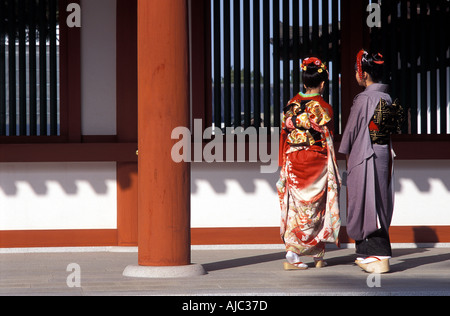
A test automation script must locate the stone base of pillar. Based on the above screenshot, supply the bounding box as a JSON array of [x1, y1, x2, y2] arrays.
[[123, 263, 206, 279]]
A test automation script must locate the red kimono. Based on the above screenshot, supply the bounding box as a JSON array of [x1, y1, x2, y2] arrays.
[[277, 92, 341, 258]]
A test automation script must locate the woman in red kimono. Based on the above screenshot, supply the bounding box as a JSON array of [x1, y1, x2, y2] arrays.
[[277, 57, 341, 270]]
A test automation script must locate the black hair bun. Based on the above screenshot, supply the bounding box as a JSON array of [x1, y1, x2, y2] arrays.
[[362, 51, 384, 82]]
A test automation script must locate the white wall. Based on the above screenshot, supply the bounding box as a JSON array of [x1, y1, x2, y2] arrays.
[[81, 0, 117, 135], [0, 159, 448, 233], [191, 161, 347, 228], [191, 162, 281, 228], [191, 160, 450, 228], [0, 162, 117, 230], [392, 160, 450, 226]]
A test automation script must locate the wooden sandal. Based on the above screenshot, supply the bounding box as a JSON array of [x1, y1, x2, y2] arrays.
[[283, 261, 308, 270], [314, 259, 327, 268], [356, 256, 390, 274]]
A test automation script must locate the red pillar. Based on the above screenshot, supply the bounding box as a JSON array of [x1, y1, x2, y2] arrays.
[[137, 0, 191, 267]]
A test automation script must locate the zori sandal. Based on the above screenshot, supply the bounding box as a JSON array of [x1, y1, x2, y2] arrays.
[[356, 256, 390, 274], [314, 258, 327, 268], [284, 251, 308, 270], [283, 261, 308, 270]]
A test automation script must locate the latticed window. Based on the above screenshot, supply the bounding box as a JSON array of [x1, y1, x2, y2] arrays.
[[369, 0, 450, 135], [211, 0, 342, 132], [0, 0, 59, 137], [211, 0, 450, 136]]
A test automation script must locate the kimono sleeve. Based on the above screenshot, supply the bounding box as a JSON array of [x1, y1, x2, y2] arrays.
[[338, 94, 367, 155]]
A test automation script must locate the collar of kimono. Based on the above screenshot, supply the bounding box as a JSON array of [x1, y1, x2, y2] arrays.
[[299, 91, 321, 98], [356, 49, 367, 79], [365, 83, 390, 94]]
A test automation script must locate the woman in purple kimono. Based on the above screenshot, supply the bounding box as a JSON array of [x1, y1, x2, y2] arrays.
[[339, 50, 401, 274]]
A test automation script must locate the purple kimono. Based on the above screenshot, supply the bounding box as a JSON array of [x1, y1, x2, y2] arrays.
[[339, 83, 395, 246]]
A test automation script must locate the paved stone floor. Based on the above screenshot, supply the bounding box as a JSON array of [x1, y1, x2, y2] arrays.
[[0, 247, 449, 296]]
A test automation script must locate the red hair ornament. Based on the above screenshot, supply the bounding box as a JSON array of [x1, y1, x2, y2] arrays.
[[356, 50, 385, 78], [301, 57, 328, 76], [356, 49, 367, 79], [373, 53, 385, 65]]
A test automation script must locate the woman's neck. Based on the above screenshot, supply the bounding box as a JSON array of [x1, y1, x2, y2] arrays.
[[364, 80, 374, 88], [304, 88, 321, 95]]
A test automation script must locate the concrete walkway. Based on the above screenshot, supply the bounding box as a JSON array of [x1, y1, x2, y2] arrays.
[[0, 246, 449, 296]]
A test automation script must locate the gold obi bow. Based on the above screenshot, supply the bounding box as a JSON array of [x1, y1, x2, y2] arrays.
[[282, 100, 332, 146]]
